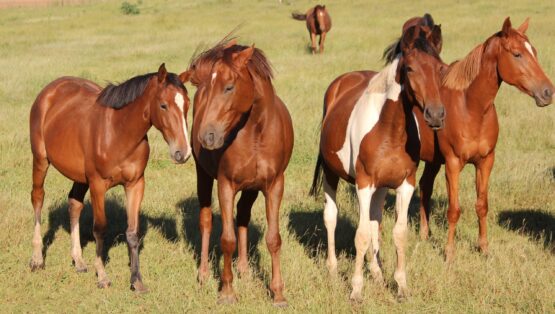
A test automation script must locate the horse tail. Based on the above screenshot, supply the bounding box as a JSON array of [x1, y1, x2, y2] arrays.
[[309, 96, 328, 197], [291, 12, 307, 21], [309, 151, 324, 197]]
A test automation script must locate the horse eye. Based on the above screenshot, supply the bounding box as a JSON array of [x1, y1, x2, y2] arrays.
[[224, 84, 235, 93], [160, 103, 168, 110], [406, 66, 414, 73], [513, 52, 522, 58]]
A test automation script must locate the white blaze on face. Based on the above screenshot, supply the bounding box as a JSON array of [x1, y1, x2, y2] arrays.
[[174, 92, 190, 154], [211, 72, 217, 85], [524, 41, 535, 58], [412, 112, 420, 140], [336, 57, 402, 177]]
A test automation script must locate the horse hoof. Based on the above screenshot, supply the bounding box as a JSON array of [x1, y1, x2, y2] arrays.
[[97, 279, 112, 289], [74, 262, 88, 273], [445, 246, 456, 264], [272, 299, 288, 308], [237, 265, 251, 279], [349, 291, 363, 302], [419, 229, 429, 241], [131, 281, 149, 294], [217, 293, 237, 305], [397, 288, 410, 302], [29, 260, 45, 271]]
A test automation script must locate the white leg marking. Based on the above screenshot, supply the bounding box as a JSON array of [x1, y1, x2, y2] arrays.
[[368, 188, 386, 284], [31, 221, 43, 265], [174, 93, 191, 159], [393, 179, 415, 298], [323, 178, 338, 275], [336, 57, 402, 177], [350, 184, 375, 300], [524, 42, 535, 58]]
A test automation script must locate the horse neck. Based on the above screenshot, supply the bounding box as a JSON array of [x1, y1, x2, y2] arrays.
[[249, 78, 276, 124], [99, 90, 152, 152], [464, 38, 501, 114], [378, 93, 411, 141]]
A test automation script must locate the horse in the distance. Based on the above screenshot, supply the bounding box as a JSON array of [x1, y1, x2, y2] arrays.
[[29, 64, 192, 292], [416, 17, 554, 261], [188, 39, 293, 306], [292, 4, 332, 54], [310, 22, 445, 301]]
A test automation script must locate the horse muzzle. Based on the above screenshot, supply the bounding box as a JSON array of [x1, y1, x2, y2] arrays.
[[423, 105, 445, 130], [199, 124, 225, 150], [533, 86, 553, 107]]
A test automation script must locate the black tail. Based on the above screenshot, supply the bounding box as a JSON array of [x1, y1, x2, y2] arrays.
[[309, 151, 324, 197], [291, 12, 307, 21]]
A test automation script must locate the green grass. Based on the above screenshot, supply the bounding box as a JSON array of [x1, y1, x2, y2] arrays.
[[1, 0, 554, 312]]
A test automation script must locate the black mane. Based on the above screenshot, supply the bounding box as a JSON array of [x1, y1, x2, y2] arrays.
[[97, 72, 185, 109], [382, 13, 437, 64]]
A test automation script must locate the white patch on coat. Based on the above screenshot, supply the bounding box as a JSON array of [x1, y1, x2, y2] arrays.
[[175, 93, 191, 156], [412, 112, 420, 140], [211, 72, 217, 85], [524, 42, 535, 58], [336, 56, 402, 177]]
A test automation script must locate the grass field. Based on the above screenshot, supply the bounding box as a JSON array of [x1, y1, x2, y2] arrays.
[[1, 0, 554, 312]]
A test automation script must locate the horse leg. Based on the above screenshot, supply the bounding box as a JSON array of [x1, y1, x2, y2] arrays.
[[89, 181, 110, 288], [393, 179, 415, 301], [310, 31, 317, 54], [68, 182, 89, 273], [124, 177, 148, 293], [368, 188, 387, 286], [319, 32, 327, 53], [196, 163, 213, 284], [264, 174, 287, 307], [217, 179, 237, 304], [323, 169, 339, 276], [418, 161, 441, 240], [236, 190, 258, 277], [445, 159, 463, 263], [350, 183, 375, 301], [30, 156, 50, 271], [475, 153, 494, 255]]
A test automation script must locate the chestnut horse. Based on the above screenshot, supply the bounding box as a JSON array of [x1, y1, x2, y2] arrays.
[[29, 64, 192, 292], [310, 24, 445, 300], [292, 4, 332, 54], [188, 40, 293, 306], [416, 17, 554, 261]]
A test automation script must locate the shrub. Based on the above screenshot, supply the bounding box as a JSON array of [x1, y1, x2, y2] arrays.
[[120, 1, 140, 15]]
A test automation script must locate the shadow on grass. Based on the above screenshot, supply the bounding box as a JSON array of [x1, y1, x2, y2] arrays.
[[498, 209, 555, 254], [177, 195, 265, 285], [42, 197, 179, 265]]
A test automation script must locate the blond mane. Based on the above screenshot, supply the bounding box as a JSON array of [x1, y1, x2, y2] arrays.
[[442, 44, 484, 90]]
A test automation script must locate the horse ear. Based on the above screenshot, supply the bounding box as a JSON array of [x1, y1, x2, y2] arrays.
[[233, 45, 255, 68], [517, 17, 530, 34], [157, 63, 167, 83], [224, 39, 237, 49], [401, 25, 419, 51], [178, 70, 192, 83], [422, 13, 434, 27], [430, 24, 443, 53], [322, 5, 326, 9], [501, 17, 512, 37]]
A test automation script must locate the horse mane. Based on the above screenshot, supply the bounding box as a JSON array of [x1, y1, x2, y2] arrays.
[[189, 36, 273, 87], [442, 44, 484, 90], [97, 72, 185, 109], [383, 13, 436, 65]]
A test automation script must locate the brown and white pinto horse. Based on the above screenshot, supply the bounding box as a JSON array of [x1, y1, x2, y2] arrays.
[[188, 40, 293, 306], [29, 64, 192, 292], [416, 17, 554, 261], [292, 4, 332, 54], [310, 24, 445, 300]]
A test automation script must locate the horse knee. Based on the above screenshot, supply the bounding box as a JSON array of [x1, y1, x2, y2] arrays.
[[447, 206, 461, 223], [266, 232, 282, 254], [475, 199, 488, 218], [221, 231, 236, 253]]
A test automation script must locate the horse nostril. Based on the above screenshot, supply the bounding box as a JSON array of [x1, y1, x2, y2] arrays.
[[424, 108, 432, 120], [438, 107, 446, 119], [204, 132, 215, 146], [544, 88, 553, 99], [174, 151, 183, 162]]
